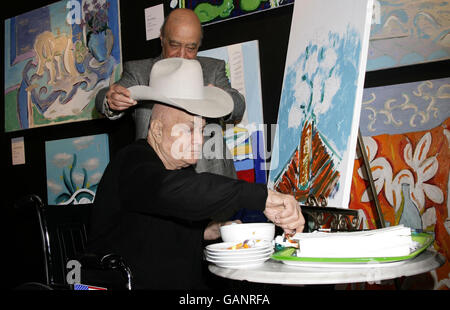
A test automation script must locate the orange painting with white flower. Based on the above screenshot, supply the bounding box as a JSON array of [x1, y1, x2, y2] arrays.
[[349, 78, 450, 289]]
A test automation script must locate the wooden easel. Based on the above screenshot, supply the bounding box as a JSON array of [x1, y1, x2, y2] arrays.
[[357, 129, 386, 228]]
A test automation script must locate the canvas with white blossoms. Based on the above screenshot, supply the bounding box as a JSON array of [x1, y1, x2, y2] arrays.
[[268, 0, 374, 209]]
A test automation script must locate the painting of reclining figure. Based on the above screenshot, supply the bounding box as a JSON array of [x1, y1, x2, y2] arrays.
[[4, 0, 122, 132], [268, 0, 373, 209]]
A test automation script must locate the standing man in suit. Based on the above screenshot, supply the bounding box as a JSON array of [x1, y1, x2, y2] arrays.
[[95, 8, 244, 179]]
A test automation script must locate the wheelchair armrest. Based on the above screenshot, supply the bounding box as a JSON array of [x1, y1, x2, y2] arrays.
[[100, 253, 128, 270], [77, 253, 133, 290], [77, 253, 103, 269], [77, 253, 128, 270]]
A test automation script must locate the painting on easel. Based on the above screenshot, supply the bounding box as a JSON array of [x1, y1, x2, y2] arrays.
[[4, 0, 122, 132], [268, 0, 373, 209]]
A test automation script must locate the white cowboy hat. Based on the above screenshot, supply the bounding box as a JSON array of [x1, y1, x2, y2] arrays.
[[128, 58, 233, 118]]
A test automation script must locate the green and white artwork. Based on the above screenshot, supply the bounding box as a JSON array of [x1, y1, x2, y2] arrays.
[[45, 133, 109, 205], [176, 0, 294, 25]]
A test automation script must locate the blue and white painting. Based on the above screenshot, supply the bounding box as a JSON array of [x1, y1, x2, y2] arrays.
[[367, 0, 450, 71], [45, 134, 110, 205], [269, 0, 373, 209], [360, 77, 450, 136]]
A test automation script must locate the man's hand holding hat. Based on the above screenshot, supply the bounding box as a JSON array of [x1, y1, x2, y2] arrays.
[[105, 83, 137, 111]]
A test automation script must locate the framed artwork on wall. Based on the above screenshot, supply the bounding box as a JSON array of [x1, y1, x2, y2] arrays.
[[367, 0, 450, 71], [4, 0, 122, 132], [353, 77, 450, 227], [350, 77, 450, 289], [173, 0, 294, 25], [45, 133, 110, 205], [198, 40, 266, 184]]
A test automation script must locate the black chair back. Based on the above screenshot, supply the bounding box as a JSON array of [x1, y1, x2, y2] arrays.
[[19, 195, 91, 288], [41, 202, 92, 287]]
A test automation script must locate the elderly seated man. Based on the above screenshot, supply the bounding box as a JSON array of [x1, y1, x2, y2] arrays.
[[88, 58, 304, 290]]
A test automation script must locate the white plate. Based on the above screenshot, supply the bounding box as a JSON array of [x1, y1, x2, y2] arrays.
[[207, 254, 272, 264], [206, 249, 274, 261], [208, 257, 271, 269], [206, 250, 273, 262], [206, 246, 272, 256], [205, 240, 272, 254], [206, 247, 273, 257]]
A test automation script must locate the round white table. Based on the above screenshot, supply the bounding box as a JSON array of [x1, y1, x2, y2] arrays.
[[208, 250, 445, 285]]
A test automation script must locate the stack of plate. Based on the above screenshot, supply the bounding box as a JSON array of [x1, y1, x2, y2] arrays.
[[205, 240, 273, 269]]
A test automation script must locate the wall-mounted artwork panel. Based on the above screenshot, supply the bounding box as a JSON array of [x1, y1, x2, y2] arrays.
[[4, 0, 122, 132], [350, 78, 450, 289], [176, 0, 294, 25], [198, 40, 266, 183], [45, 133, 110, 205], [367, 0, 450, 71]]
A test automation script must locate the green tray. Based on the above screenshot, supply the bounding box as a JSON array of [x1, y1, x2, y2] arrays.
[[271, 232, 434, 264]]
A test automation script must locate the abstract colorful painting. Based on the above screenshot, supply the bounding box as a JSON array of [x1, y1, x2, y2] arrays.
[[198, 40, 266, 184], [45, 134, 110, 205], [367, 0, 450, 71], [268, 0, 373, 209], [176, 0, 294, 25], [349, 78, 450, 289], [4, 0, 122, 132]]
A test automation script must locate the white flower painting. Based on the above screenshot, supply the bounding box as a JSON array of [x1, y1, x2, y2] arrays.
[[358, 133, 444, 212]]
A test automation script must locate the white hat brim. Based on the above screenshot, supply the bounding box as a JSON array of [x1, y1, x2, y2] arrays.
[[128, 85, 234, 118]]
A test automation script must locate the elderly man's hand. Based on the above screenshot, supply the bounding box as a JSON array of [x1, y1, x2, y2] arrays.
[[203, 220, 242, 240], [106, 83, 137, 111], [264, 190, 305, 235]]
